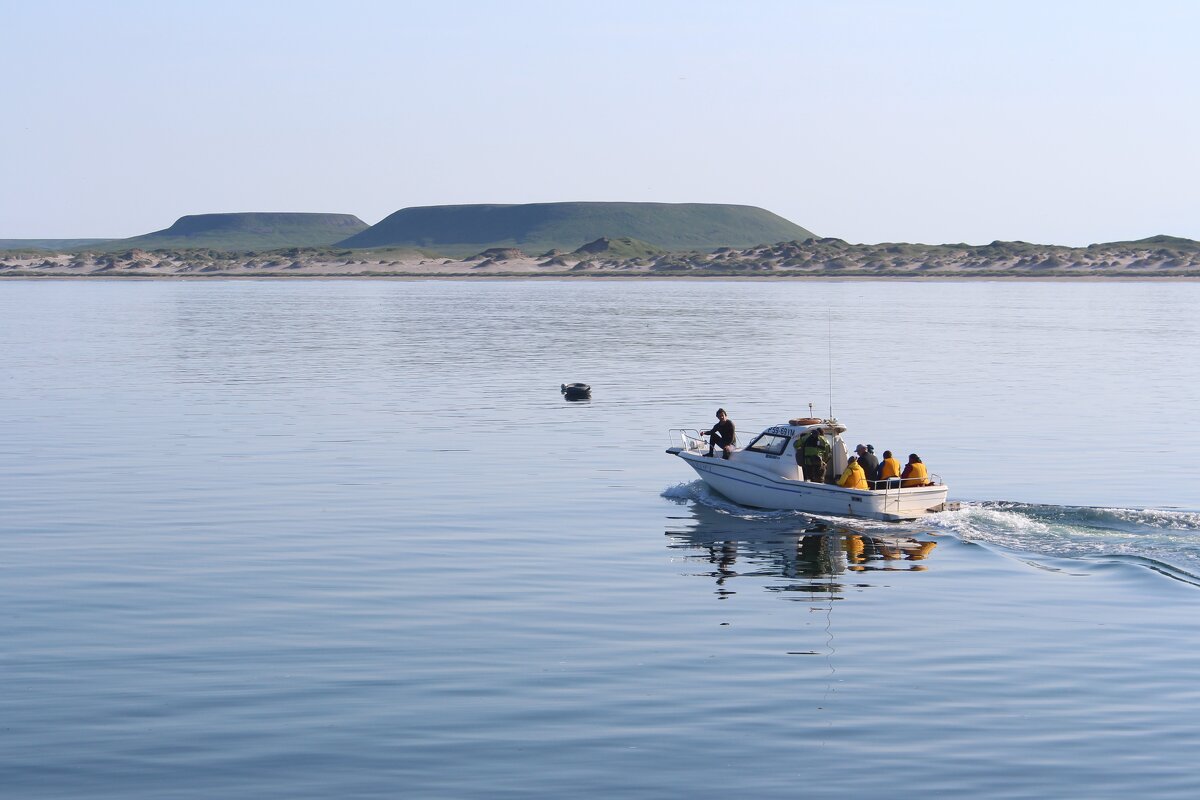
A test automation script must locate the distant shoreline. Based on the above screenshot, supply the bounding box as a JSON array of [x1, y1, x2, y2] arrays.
[[3, 272, 1196, 282], [4, 235, 1198, 280]]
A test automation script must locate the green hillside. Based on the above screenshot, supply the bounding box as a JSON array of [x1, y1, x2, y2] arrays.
[[0, 238, 115, 252], [1089, 234, 1200, 251], [337, 202, 816, 256], [94, 213, 369, 252]]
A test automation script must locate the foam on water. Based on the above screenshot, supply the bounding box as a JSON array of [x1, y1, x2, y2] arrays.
[[929, 501, 1200, 576]]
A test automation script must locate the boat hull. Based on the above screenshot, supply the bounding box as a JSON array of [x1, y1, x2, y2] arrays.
[[670, 450, 950, 522]]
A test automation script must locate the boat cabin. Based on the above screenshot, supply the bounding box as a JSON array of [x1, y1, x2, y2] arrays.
[[737, 418, 849, 483]]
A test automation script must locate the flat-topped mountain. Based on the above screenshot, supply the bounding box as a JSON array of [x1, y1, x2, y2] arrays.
[[336, 202, 816, 256], [98, 212, 369, 251]]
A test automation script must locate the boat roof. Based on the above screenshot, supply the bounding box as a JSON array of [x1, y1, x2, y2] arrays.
[[761, 418, 848, 437]]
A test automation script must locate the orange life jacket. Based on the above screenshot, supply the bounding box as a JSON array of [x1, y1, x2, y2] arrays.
[[902, 462, 929, 487]]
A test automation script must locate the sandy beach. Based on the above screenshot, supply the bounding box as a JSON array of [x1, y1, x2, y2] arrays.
[[3, 236, 1199, 279]]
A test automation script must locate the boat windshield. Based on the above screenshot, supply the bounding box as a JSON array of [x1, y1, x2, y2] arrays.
[[744, 432, 791, 456]]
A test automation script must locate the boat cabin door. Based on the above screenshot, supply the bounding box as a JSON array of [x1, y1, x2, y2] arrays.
[[830, 436, 848, 478]]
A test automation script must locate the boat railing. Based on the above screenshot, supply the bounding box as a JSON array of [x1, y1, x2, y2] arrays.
[[668, 428, 707, 453], [873, 472, 943, 496]]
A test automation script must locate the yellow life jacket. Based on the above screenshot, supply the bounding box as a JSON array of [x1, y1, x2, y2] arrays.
[[879, 457, 901, 480], [839, 462, 868, 490]]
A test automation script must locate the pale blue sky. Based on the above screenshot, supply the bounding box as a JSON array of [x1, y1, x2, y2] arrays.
[[4, 0, 1197, 244]]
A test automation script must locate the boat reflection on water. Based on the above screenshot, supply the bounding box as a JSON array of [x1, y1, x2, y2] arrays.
[[665, 502, 937, 600]]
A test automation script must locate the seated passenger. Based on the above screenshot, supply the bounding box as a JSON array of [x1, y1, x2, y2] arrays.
[[878, 450, 902, 488], [838, 456, 869, 490], [854, 444, 879, 486], [701, 408, 736, 459], [901, 453, 930, 487]]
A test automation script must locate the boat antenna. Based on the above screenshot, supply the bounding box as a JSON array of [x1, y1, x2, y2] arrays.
[[827, 314, 833, 419]]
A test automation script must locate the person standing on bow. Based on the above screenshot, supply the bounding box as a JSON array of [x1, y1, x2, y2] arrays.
[[702, 408, 736, 459]]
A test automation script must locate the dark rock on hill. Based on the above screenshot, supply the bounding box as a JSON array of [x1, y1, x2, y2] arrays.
[[468, 247, 526, 261], [572, 237, 664, 259]]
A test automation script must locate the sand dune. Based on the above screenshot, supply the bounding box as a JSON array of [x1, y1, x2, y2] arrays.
[[3, 238, 1198, 279]]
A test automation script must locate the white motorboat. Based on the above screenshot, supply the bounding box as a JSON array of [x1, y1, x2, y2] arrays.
[[667, 418, 953, 522]]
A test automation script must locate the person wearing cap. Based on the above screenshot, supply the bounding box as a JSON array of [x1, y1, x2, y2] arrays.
[[838, 455, 869, 490], [901, 453, 930, 487], [701, 408, 736, 459], [878, 450, 902, 488], [854, 444, 879, 488]]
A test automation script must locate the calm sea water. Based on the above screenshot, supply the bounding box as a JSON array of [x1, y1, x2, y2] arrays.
[[2, 279, 1199, 799]]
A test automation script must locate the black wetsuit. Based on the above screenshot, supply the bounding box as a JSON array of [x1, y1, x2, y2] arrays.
[[707, 418, 735, 449]]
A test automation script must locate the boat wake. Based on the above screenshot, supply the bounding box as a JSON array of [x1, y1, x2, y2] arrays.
[[929, 501, 1200, 579], [664, 481, 1200, 581]]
